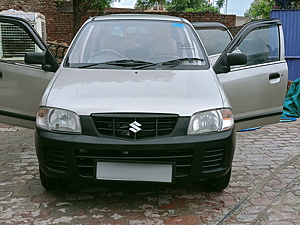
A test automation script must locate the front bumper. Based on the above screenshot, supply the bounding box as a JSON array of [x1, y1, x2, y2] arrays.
[[35, 124, 236, 183]]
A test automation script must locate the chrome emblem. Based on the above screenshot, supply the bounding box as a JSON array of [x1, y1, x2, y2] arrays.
[[129, 121, 142, 133]]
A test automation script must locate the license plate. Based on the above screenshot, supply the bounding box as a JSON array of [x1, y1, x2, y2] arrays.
[[95, 161, 174, 183]]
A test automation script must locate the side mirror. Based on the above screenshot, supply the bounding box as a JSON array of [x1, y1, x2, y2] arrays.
[[25, 52, 56, 72], [25, 52, 46, 64], [226, 53, 247, 67], [214, 52, 247, 74]]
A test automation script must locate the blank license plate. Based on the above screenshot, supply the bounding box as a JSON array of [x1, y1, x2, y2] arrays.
[[95, 161, 174, 183]]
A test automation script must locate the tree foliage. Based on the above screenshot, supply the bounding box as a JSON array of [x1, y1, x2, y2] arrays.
[[135, 0, 224, 12], [245, 0, 274, 19], [215, 0, 226, 10], [166, 0, 216, 12], [245, 0, 300, 19], [135, 0, 166, 10], [275, 0, 300, 8], [71, 0, 117, 37]]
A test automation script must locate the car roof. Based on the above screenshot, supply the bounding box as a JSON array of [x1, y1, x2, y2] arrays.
[[192, 22, 228, 29], [92, 14, 186, 23]]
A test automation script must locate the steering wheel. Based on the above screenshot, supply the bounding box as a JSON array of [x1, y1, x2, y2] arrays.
[[89, 49, 124, 62]]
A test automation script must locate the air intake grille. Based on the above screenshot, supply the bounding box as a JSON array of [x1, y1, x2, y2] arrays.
[[92, 114, 178, 140], [75, 148, 194, 178], [202, 148, 225, 172], [44, 148, 66, 173]]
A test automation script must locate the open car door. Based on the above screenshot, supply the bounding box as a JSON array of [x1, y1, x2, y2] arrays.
[[214, 19, 288, 130], [0, 16, 58, 128]]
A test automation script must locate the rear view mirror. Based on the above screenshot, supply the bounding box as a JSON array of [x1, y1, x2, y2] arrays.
[[127, 27, 149, 34]]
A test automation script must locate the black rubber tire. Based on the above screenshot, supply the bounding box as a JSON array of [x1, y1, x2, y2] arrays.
[[204, 168, 231, 192], [39, 167, 62, 190]]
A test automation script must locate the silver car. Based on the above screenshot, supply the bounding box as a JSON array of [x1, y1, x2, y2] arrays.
[[0, 14, 287, 191]]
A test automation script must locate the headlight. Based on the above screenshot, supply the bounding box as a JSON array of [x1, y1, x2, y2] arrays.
[[36, 107, 81, 133], [187, 109, 234, 135]]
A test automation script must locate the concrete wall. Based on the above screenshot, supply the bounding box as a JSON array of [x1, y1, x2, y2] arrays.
[[236, 16, 250, 26]]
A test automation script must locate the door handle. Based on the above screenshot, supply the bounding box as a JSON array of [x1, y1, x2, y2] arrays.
[[269, 72, 281, 80], [0, 71, 2, 79]]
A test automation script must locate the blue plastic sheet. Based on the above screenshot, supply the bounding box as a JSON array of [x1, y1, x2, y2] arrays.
[[282, 78, 300, 118]]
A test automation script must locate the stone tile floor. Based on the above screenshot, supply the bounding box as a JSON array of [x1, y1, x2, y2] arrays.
[[0, 120, 299, 224]]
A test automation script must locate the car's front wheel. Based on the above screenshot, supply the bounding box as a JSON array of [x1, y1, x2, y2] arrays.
[[204, 168, 231, 192]]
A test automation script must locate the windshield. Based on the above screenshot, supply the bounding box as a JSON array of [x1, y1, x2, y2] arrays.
[[195, 28, 232, 56], [66, 19, 208, 70]]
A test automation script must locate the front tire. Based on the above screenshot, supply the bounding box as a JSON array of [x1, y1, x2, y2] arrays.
[[204, 168, 231, 192]]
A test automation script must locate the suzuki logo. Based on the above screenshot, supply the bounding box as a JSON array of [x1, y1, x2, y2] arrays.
[[129, 121, 142, 133]]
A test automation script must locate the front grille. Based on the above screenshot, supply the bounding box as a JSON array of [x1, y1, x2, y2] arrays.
[[202, 148, 225, 172], [44, 148, 67, 173], [92, 114, 178, 140], [75, 148, 194, 178]]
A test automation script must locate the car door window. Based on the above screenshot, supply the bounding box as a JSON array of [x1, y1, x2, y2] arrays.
[[0, 21, 43, 67], [232, 25, 280, 68], [216, 20, 288, 131]]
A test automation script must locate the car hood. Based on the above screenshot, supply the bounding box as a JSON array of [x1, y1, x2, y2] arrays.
[[45, 68, 225, 116]]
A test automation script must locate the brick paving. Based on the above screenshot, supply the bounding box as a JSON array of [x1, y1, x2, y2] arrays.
[[0, 120, 299, 225]]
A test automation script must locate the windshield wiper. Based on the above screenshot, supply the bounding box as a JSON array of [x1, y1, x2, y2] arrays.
[[134, 58, 205, 70], [77, 60, 154, 68]]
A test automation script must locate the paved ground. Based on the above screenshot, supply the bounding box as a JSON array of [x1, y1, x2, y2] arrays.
[[0, 120, 299, 225]]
